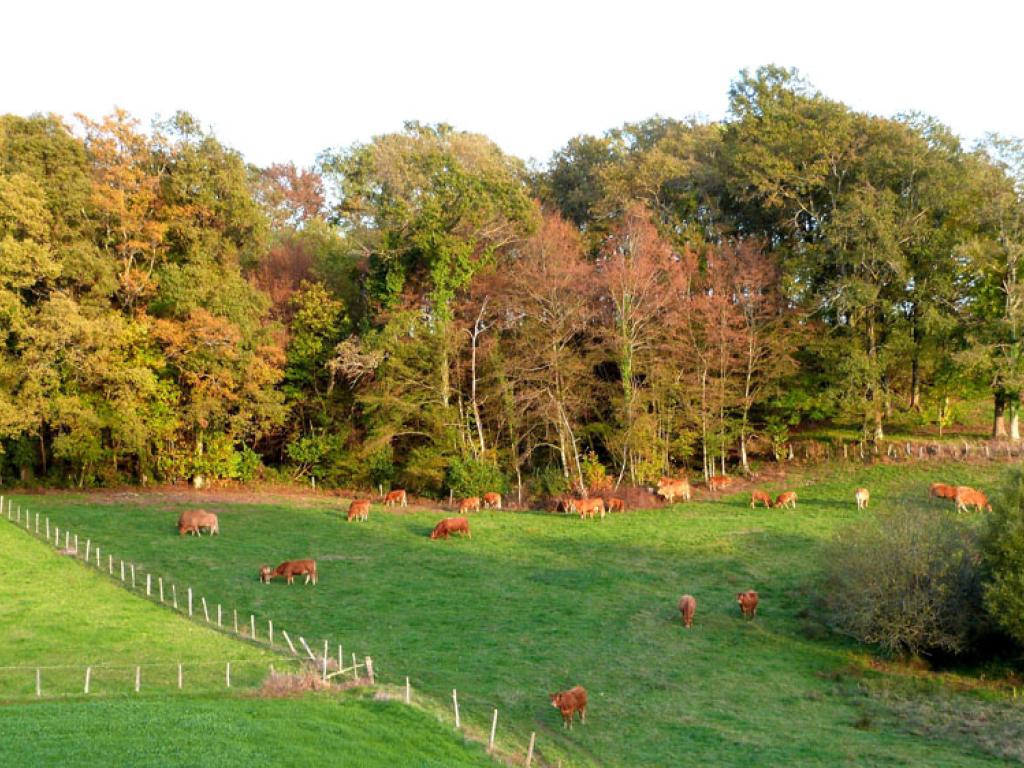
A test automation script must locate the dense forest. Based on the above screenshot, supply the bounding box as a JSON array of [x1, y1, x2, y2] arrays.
[[1, 66, 1022, 496]]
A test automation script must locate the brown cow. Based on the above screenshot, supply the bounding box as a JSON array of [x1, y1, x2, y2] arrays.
[[606, 497, 625, 513], [774, 491, 797, 509], [459, 497, 481, 513], [708, 475, 733, 492], [930, 482, 957, 501], [955, 486, 991, 513], [656, 477, 691, 503], [347, 499, 370, 522], [737, 590, 759, 618], [549, 685, 588, 729], [177, 509, 219, 536], [260, 559, 318, 585], [383, 489, 407, 507], [575, 497, 606, 520], [678, 594, 697, 628], [482, 492, 502, 509], [750, 490, 773, 508], [430, 517, 471, 540]]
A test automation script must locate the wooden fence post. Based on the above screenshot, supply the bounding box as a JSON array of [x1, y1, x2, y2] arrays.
[[489, 709, 498, 752], [187, 588, 193, 617], [178, 663, 183, 689], [146, 574, 151, 597], [218, 604, 223, 627], [45, 518, 50, 540], [299, 636, 315, 660], [120, 560, 125, 581], [130, 563, 136, 589], [322, 640, 328, 683], [108, 555, 113, 574], [172, 584, 178, 609], [338, 644, 343, 671], [282, 631, 297, 655], [85, 540, 91, 562], [84, 666, 92, 694], [268, 619, 273, 645], [135, 666, 141, 693], [366, 656, 374, 685], [159, 577, 164, 603], [526, 732, 536, 766], [233, 609, 238, 634], [250, 614, 256, 640], [95, 547, 100, 568], [36, 668, 41, 698], [53, 525, 58, 544], [202, 597, 209, 622], [452, 689, 460, 728], [352, 653, 358, 680], [226, 662, 231, 688], [35, 513, 39, 533], [405, 676, 411, 704]]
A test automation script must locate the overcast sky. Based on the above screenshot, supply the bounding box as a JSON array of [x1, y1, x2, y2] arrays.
[[3, 1, 1021, 167]]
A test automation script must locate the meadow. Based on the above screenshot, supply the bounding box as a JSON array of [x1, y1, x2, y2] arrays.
[[0, 514, 495, 767], [7, 460, 1021, 766]]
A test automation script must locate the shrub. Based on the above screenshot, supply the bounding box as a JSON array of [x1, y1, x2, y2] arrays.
[[445, 456, 507, 499], [982, 469, 1024, 647], [580, 451, 611, 494], [529, 465, 570, 499], [824, 506, 984, 658]]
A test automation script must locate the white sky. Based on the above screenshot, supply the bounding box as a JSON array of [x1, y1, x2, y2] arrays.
[[3, 1, 1021, 168]]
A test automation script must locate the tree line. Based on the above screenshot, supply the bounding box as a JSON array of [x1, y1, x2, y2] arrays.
[[1, 66, 1022, 496]]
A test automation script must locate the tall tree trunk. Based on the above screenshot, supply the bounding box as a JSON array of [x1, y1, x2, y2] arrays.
[[993, 390, 1008, 438], [1010, 394, 1021, 441]]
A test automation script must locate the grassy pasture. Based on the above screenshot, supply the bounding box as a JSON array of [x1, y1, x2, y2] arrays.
[[0, 509, 497, 766], [6, 461, 1018, 767]]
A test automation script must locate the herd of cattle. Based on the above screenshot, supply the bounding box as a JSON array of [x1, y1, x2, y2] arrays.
[[171, 472, 992, 729]]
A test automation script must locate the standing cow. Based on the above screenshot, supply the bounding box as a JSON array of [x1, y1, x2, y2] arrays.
[[656, 477, 691, 503], [737, 590, 759, 618], [678, 594, 697, 628], [549, 686, 588, 729], [459, 497, 481, 513], [383, 489, 407, 507], [855, 487, 870, 509], [482, 492, 502, 509]]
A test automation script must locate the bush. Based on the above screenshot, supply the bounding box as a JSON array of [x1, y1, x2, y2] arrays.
[[982, 469, 1024, 647], [528, 465, 570, 499], [824, 506, 984, 658], [445, 456, 507, 499]]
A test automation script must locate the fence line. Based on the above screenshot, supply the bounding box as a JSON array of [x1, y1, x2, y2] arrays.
[[1, 496, 546, 767]]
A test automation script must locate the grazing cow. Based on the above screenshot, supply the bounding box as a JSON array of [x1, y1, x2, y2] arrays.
[[177, 509, 219, 536], [347, 499, 370, 522], [678, 594, 697, 628], [430, 517, 471, 540], [575, 497, 606, 520], [482, 492, 502, 509], [656, 477, 691, 503], [855, 487, 870, 510], [774, 491, 797, 509], [549, 685, 588, 729], [750, 490, 773, 509], [930, 482, 957, 501], [955, 486, 992, 513], [459, 497, 481, 513], [260, 559, 318, 585], [737, 590, 759, 618], [383, 489, 407, 507], [606, 497, 625, 513]]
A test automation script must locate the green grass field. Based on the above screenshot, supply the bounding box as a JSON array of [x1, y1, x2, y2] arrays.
[[5, 460, 1021, 766], [0, 509, 497, 766]]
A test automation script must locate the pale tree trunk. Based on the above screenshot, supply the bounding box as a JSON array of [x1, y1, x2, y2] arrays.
[[993, 391, 1008, 438], [468, 298, 489, 456]]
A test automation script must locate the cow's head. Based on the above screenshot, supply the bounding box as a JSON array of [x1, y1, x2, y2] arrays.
[[259, 565, 272, 583], [549, 693, 562, 707]]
